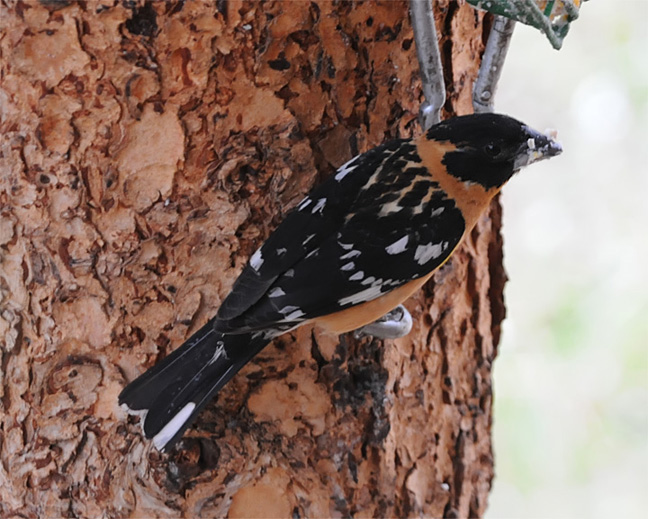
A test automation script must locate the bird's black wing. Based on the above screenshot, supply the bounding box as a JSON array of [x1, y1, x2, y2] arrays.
[[217, 146, 466, 333], [216, 140, 408, 326]]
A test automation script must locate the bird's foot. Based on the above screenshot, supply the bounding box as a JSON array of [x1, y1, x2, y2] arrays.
[[354, 305, 413, 339]]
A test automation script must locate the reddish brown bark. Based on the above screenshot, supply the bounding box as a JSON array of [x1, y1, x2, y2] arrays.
[[0, 1, 503, 517]]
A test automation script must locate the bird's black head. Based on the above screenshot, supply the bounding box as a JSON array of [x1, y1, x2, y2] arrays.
[[427, 113, 563, 190]]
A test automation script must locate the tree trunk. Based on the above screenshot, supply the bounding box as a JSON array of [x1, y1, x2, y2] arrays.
[[0, 1, 504, 517]]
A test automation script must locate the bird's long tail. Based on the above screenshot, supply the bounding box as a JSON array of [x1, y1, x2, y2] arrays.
[[118, 320, 271, 451]]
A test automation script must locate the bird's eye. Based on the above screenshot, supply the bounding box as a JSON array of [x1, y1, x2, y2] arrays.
[[484, 143, 501, 157]]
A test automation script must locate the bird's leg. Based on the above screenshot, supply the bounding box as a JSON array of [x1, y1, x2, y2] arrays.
[[354, 305, 414, 339], [410, 0, 446, 130], [472, 15, 516, 113]]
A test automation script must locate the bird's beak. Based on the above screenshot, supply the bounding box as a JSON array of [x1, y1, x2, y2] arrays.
[[514, 126, 563, 170]]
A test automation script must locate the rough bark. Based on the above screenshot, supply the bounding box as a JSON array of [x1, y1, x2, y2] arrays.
[[0, 1, 504, 517]]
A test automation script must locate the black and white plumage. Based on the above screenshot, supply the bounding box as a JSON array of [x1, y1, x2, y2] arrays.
[[119, 113, 562, 451], [215, 138, 465, 334]]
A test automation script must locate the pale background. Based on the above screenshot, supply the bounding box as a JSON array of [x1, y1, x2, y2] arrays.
[[486, 1, 648, 518]]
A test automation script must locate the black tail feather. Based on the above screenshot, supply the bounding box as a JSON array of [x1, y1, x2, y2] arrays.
[[118, 320, 270, 451]]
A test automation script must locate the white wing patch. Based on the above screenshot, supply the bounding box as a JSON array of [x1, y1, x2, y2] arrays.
[[250, 249, 264, 270], [280, 305, 300, 315], [340, 249, 361, 260], [341, 262, 355, 271], [311, 198, 326, 214], [298, 197, 312, 211], [268, 287, 286, 298], [414, 242, 446, 265], [334, 156, 359, 181], [349, 271, 364, 281], [338, 285, 383, 306], [385, 236, 409, 255], [284, 309, 305, 320]]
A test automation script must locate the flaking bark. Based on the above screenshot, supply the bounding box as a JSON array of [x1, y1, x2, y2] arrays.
[[0, 1, 503, 517]]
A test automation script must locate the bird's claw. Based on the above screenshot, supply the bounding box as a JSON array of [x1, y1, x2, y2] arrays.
[[354, 305, 413, 339]]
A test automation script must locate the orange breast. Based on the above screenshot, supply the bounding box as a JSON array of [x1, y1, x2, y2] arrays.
[[414, 136, 500, 231]]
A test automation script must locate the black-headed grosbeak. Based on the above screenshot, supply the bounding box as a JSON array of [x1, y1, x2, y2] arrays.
[[119, 113, 562, 451]]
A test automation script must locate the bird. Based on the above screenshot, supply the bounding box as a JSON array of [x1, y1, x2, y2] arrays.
[[118, 113, 562, 451]]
